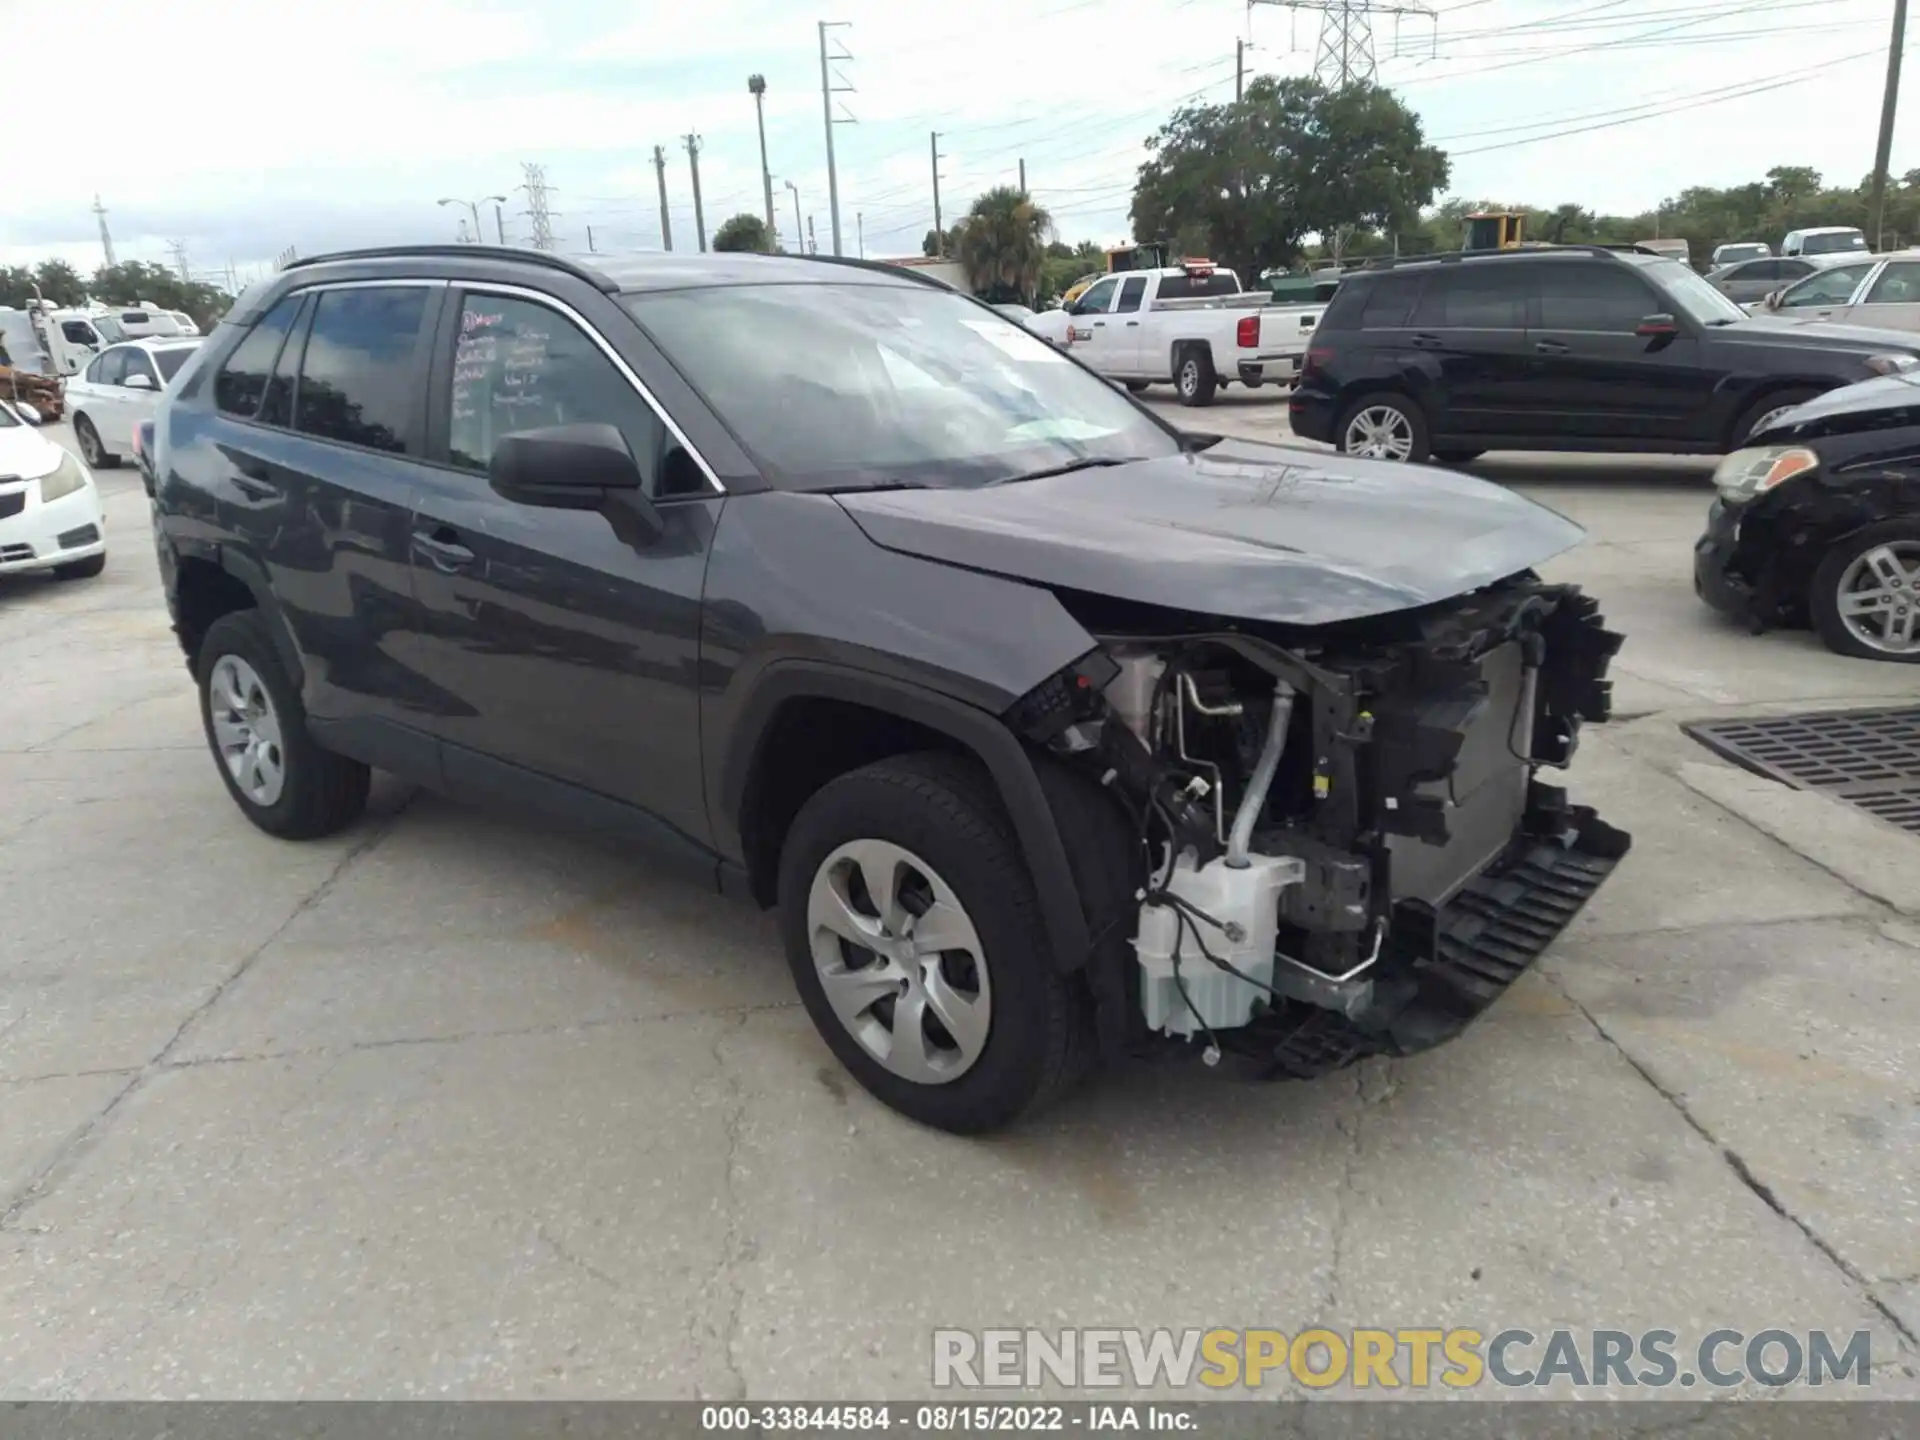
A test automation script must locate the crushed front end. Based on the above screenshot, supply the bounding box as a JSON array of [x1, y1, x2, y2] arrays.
[[1009, 576, 1629, 1078]]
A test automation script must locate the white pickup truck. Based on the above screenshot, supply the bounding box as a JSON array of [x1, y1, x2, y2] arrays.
[[1024, 262, 1323, 406]]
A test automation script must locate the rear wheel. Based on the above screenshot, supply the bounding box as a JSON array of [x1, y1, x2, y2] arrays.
[[1734, 387, 1820, 447], [1809, 521, 1920, 662], [778, 753, 1091, 1133], [1174, 348, 1218, 407], [1125, 380, 1151, 394], [1336, 392, 1431, 464], [73, 414, 118, 469]]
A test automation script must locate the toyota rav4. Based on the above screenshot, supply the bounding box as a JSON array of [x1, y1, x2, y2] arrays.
[[148, 246, 1629, 1133]]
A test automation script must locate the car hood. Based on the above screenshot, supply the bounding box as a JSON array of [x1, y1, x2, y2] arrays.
[[1716, 317, 1920, 351], [832, 439, 1586, 626], [1756, 370, 1920, 434], [0, 425, 61, 481]]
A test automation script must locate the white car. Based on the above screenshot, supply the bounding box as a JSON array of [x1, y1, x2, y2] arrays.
[[65, 337, 201, 469], [0, 399, 107, 581]]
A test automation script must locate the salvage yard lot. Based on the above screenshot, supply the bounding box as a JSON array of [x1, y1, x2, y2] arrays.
[[4, 402, 1920, 1400]]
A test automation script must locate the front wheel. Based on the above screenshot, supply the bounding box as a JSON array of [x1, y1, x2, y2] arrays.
[[1809, 520, 1920, 662], [778, 753, 1091, 1133], [1734, 388, 1820, 447], [1337, 393, 1431, 464]]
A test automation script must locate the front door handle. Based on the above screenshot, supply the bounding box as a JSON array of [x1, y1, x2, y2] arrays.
[[412, 527, 476, 571], [1534, 339, 1571, 355], [1125, 320, 1140, 327], [1409, 332, 1443, 350]]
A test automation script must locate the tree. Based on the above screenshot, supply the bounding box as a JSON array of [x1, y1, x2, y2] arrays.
[[713, 213, 775, 253], [32, 260, 85, 306], [922, 223, 964, 258], [1130, 76, 1447, 284], [954, 187, 1053, 305]]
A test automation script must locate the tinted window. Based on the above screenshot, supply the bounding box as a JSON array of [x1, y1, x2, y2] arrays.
[[1537, 263, 1655, 332], [1732, 260, 1780, 281], [215, 296, 301, 417], [1410, 265, 1526, 329], [1114, 277, 1147, 314], [446, 294, 672, 488], [1154, 272, 1240, 301], [1804, 230, 1867, 255], [121, 312, 147, 325], [61, 321, 97, 345], [153, 346, 198, 382], [1778, 260, 1814, 279], [259, 301, 307, 428], [1358, 273, 1422, 329], [1077, 278, 1118, 311], [293, 287, 427, 454], [1865, 261, 1920, 304]]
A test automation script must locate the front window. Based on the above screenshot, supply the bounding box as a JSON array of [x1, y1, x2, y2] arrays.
[[1642, 260, 1746, 324], [625, 282, 1180, 492], [1779, 263, 1874, 308]]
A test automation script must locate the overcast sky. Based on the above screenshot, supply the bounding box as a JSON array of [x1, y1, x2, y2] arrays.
[[3, 0, 1912, 286]]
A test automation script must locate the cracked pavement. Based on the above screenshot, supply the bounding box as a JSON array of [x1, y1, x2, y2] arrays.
[[3, 411, 1920, 1401]]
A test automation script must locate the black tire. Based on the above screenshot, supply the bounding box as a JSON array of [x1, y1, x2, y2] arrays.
[[1808, 519, 1920, 663], [778, 752, 1093, 1134], [1432, 448, 1484, 465], [196, 610, 371, 838], [72, 414, 120, 469], [1335, 391, 1431, 464], [1174, 347, 1217, 407], [52, 553, 106, 580], [1732, 387, 1821, 448], [1125, 380, 1151, 394]]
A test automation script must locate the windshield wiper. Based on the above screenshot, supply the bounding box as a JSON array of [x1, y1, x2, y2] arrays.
[[987, 456, 1136, 487]]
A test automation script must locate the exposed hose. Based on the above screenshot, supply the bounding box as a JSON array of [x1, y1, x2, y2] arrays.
[[1226, 679, 1294, 868]]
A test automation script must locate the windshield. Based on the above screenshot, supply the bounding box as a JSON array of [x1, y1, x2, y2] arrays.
[[93, 316, 128, 342], [0, 402, 19, 429], [154, 345, 198, 381], [1804, 231, 1867, 255], [1645, 259, 1747, 324], [625, 283, 1179, 491], [1717, 245, 1768, 265]]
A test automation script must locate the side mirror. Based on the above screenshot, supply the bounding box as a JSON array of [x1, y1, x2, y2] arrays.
[[15, 402, 42, 425], [123, 372, 155, 390], [1763, 289, 1783, 310], [489, 422, 661, 535], [1635, 314, 1679, 338]]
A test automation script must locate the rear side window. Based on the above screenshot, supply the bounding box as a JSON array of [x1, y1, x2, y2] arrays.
[[215, 296, 301, 417], [1865, 260, 1920, 304], [94, 348, 129, 386], [259, 299, 309, 427], [1778, 260, 1814, 279], [294, 287, 428, 454], [1411, 266, 1527, 329], [154, 346, 198, 382], [1357, 273, 1423, 329], [1537, 264, 1656, 332], [1155, 273, 1240, 301]]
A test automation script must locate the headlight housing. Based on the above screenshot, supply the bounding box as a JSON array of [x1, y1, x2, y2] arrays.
[[1865, 352, 1919, 376], [39, 450, 91, 503], [1713, 445, 1819, 502]]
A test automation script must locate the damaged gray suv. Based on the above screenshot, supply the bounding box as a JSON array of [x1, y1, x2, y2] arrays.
[[149, 246, 1629, 1133]]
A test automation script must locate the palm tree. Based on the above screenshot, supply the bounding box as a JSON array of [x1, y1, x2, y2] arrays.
[[955, 187, 1053, 306]]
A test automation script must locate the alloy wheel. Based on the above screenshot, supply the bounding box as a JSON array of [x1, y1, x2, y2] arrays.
[[207, 655, 287, 806], [806, 838, 992, 1085], [1179, 361, 1199, 398], [1344, 405, 1415, 461], [77, 419, 104, 467], [1834, 541, 1920, 656]]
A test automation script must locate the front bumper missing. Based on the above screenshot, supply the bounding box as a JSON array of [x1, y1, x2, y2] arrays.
[[1231, 783, 1629, 1081]]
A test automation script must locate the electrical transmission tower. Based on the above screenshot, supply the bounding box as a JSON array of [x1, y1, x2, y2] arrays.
[[1250, 0, 1435, 88], [93, 195, 117, 268], [167, 240, 191, 283], [520, 163, 558, 251]]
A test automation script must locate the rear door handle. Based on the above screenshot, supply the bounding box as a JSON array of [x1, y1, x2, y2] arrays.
[[1409, 332, 1443, 350], [1534, 339, 1571, 355], [412, 526, 476, 571], [230, 460, 280, 500]]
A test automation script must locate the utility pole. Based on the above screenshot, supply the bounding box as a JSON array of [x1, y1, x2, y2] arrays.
[[785, 180, 803, 254], [654, 145, 674, 251], [494, 201, 507, 245], [807, 216, 818, 255], [1870, 0, 1910, 251], [857, 211, 864, 258], [1236, 37, 1245, 101], [685, 133, 708, 252], [1251, 0, 1435, 87], [587, 226, 597, 253], [931, 131, 946, 256], [1018, 158, 1026, 193], [748, 74, 777, 234], [520, 163, 557, 250], [818, 20, 856, 255], [92, 195, 116, 268]]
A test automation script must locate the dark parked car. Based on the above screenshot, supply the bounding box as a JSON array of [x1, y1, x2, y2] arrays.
[[133, 418, 156, 495], [148, 245, 1628, 1132], [1696, 374, 1920, 662], [1290, 245, 1920, 465]]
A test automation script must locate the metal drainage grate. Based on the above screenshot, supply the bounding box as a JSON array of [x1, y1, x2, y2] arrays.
[[1682, 706, 1920, 837]]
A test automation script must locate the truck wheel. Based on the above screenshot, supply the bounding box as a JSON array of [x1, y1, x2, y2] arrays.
[[197, 611, 372, 838], [1809, 520, 1920, 663], [778, 752, 1092, 1134], [1337, 393, 1430, 464], [1174, 348, 1217, 407], [1125, 380, 1151, 394]]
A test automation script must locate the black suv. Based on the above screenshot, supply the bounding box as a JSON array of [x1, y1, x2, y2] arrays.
[[1291, 245, 1920, 464], [149, 245, 1628, 1132]]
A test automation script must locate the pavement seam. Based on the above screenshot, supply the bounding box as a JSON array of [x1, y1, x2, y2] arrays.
[[1549, 974, 1919, 1353], [0, 800, 409, 1232], [701, 1011, 752, 1401], [20, 686, 189, 754]]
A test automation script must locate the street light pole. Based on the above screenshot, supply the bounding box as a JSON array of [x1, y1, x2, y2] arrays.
[[748, 74, 776, 235], [785, 179, 803, 255], [439, 195, 508, 244]]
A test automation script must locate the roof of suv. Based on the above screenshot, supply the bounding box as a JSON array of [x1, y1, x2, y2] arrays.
[[1346, 245, 1665, 280], [280, 244, 932, 296]]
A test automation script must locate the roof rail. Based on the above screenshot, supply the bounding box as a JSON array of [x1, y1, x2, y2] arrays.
[[281, 245, 620, 293], [783, 252, 960, 289], [1340, 242, 1661, 274]]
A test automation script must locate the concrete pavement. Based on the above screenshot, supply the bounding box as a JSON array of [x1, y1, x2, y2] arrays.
[[3, 409, 1920, 1400]]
